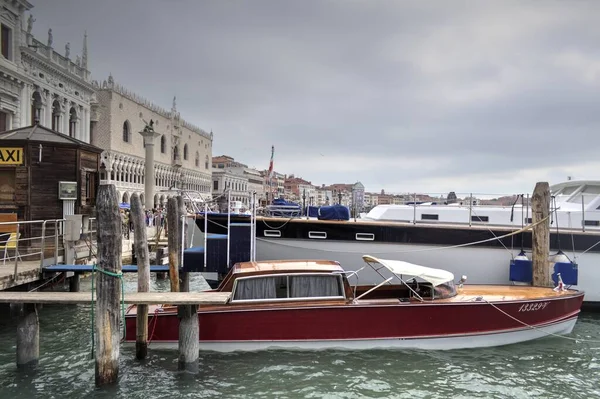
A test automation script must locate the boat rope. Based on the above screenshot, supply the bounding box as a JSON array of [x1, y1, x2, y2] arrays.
[[28, 272, 66, 292], [470, 207, 513, 257], [89, 264, 126, 359], [484, 298, 600, 344], [256, 215, 551, 255], [147, 307, 161, 345], [578, 239, 600, 257]]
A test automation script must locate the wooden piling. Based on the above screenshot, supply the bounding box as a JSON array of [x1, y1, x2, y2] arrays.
[[532, 182, 551, 287], [130, 193, 150, 360], [95, 184, 123, 386], [167, 197, 180, 292], [178, 303, 199, 372], [156, 246, 167, 280], [16, 303, 39, 368], [69, 274, 80, 292], [176, 196, 198, 371], [178, 196, 188, 292]]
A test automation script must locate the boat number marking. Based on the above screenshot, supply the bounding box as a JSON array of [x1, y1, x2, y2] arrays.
[[518, 302, 549, 312]]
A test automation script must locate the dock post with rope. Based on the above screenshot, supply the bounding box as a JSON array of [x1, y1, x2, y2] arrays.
[[532, 182, 551, 287], [131, 193, 150, 361], [94, 183, 123, 386]]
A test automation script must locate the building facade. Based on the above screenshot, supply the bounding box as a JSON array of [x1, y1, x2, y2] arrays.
[[0, 0, 95, 141], [211, 168, 249, 206], [93, 76, 213, 208]]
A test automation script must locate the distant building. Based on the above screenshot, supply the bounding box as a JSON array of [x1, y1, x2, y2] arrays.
[[211, 168, 248, 207], [93, 77, 213, 207]]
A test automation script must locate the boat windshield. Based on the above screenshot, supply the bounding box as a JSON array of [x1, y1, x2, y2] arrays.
[[433, 281, 457, 299], [231, 273, 346, 302]]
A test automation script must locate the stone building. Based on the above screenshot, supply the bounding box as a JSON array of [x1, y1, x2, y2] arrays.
[[0, 0, 96, 141], [212, 168, 248, 206], [92, 76, 213, 208]]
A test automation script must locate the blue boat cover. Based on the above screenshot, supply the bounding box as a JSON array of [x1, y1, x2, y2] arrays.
[[272, 198, 300, 207], [306, 206, 320, 217], [318, 205, 350, 221]]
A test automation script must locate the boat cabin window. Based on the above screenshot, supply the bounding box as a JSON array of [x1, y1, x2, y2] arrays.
[[433, 281, 457, 299], [232, 273, 345, 302], [568, 185, 600, 205]]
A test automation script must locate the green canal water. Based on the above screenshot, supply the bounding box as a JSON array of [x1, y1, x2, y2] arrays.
[[0, 274, 599, 399]]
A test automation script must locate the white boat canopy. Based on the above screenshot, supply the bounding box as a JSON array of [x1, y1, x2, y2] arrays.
[[362, 255, 455, 287]]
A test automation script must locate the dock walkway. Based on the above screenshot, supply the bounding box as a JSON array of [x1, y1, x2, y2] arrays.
[[0, 291, 231, 305]]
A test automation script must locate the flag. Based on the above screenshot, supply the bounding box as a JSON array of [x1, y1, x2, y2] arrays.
[[268, 145, 274, 178]]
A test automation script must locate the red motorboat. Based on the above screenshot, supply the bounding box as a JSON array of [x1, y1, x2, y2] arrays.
[[124, 255, 584, 351]]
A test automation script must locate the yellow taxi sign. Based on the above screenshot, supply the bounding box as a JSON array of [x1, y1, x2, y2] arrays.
[[0, 148, 24, 165]]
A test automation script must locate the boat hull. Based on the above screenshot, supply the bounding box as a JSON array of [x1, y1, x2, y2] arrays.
[[125, 291, 583, 351]]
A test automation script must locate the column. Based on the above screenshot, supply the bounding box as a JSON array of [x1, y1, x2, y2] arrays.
[[20, 84, 30, 126], [140, 129, 161, 211], [44, 98, 52, 128], [85, 108, 90, 143], [63, 104, 69, 135]]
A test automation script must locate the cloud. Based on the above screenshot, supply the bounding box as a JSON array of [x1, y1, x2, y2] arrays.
[[29, 0, 600, 195]]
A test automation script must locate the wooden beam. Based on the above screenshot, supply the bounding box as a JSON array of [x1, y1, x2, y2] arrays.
[[0, 291, 232, 305], [130, 193, 150, 360], [95, 184, 122, 386], [532, 182, 551, 287]]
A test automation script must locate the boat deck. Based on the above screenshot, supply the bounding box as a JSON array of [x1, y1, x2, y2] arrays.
[[444, 285, 581, 302]]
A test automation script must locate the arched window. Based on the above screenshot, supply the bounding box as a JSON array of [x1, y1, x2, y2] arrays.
[[205, 155, 209, 169], [195, 151, 199, 167], [68, 107, 77, 138], [173, 146, 179, 162], [160, 135, 166, 153], [52, 100, 61, 132], [122, 120, 130, 142], [31, 91, 42, 125], [183, 144, 188, 160]]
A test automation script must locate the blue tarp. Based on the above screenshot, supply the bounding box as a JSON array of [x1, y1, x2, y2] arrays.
[[306, 206, 320, 218], [272, 198, 300, 207], [318, 204, 350, 221]]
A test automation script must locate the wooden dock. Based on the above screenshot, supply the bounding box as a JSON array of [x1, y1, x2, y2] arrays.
[[0, 291, 230, 305]]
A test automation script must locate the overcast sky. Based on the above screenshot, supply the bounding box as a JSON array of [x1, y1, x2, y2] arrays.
[[30, 0, 600, 196]]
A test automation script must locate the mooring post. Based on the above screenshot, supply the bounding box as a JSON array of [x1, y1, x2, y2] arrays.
[[177, 196, 188, 291], [131, 193, 150, 360], [167, 197, 180, 292], [156, 246, 167, 280], [16, 303, 39, 368], [532, 182, 551, 287], [95, 184, 123, 386], [69, 274, 81, 292], [176, 196, 198, 371]]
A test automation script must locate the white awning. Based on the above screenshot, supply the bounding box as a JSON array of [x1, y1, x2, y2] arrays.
[[362, 255, 454, 287]]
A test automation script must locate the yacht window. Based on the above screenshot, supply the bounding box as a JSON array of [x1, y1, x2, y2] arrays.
[[557, 186, 578, 196], [568, 185, 600, 205], [584, 220, 600, 227], [471, 215, 489, 222], [421, 214, 439, 220], [233, 276, 287, 300], [289, 275, 343, 298], [232, 274, 344, 301]]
